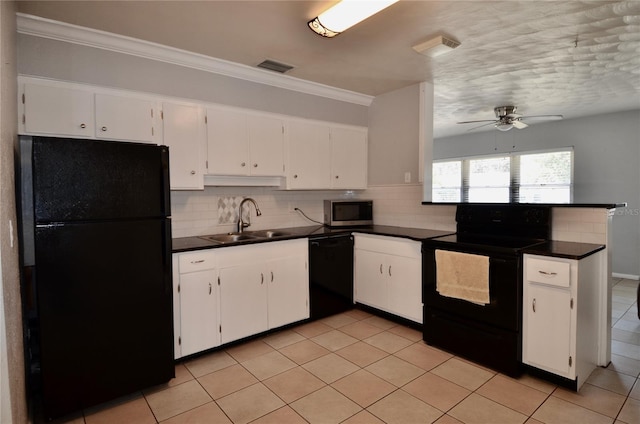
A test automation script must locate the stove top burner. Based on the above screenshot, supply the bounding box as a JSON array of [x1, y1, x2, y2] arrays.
[[429, 234, 546, 251]]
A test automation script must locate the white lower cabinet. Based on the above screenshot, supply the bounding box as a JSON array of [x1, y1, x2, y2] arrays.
[[354, 234, 422, 323], [173, 239, 309, 355], [172, 250, 219, 359], [218, 240, 309, 344], [522, 253, 602, 389]]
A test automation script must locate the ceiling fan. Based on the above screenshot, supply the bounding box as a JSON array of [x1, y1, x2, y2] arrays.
[[457, 106, 563, 132]]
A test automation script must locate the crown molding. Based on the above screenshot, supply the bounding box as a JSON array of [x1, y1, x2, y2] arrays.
[[16, 13, 374, 106]]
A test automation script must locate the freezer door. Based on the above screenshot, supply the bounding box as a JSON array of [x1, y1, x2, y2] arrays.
[[31, 137, 170, 222], [34, 219, 173, 419]]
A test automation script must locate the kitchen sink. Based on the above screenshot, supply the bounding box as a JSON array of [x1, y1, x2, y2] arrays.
[[199, 233, 261, 244], [246, 230, 294, 239]]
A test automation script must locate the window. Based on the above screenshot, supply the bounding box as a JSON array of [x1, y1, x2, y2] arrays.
[[432, 148, 573, 203]]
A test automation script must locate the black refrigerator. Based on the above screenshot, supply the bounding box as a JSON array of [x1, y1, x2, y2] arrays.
[[18, 136, 174, 420]]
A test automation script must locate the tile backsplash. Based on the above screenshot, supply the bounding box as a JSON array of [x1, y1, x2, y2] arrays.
[[170, 184, 457, 238]]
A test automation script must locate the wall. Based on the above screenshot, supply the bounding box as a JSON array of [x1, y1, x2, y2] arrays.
[[368, 83, 423, 185], [434, 110, 640, 277], [0, 2, 28, 423], [17, 34, 368, 127]]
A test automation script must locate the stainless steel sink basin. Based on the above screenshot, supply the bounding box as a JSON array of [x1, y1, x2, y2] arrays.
[[199, 233, 260, 244], [247, 230, 294, 239]]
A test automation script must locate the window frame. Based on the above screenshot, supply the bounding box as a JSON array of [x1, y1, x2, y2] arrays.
[[432, 147, 574, 203]]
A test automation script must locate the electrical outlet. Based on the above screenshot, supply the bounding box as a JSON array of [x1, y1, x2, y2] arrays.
[[404, 172, 411, 183]]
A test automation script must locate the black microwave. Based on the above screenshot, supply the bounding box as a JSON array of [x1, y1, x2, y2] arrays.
[[323, 200, 373, 227]]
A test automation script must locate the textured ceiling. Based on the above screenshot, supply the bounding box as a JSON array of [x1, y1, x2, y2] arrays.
[[16, 0, 640, 138]]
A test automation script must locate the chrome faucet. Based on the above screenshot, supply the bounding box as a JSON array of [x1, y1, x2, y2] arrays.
[[236, 198, 262, 233]]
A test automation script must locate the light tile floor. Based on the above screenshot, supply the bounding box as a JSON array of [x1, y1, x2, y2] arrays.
[[46, 278, 640, 424]]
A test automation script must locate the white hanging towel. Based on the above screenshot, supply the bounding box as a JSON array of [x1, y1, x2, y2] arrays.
[[435, 250, 490, 305]]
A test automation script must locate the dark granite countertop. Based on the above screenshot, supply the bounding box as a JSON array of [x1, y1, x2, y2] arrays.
[[522, 241, 606, 260], [421, 202, 626, 209], [172, 225, 454, 253]]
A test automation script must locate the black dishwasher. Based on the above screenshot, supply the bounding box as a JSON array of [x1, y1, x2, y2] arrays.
[[309, 234, 354, 320]]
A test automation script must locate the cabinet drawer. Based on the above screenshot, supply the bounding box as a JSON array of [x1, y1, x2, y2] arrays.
[[178, 251, 217, 273], [354, 233, 421, 258], [526, 258, 570, 287]]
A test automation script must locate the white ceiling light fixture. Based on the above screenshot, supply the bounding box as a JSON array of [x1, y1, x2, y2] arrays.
[[412, 35, 461, 57], [308, 0, 399, 38]]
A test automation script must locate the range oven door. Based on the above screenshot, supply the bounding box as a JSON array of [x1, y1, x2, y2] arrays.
[[422, 245, 523, 377]]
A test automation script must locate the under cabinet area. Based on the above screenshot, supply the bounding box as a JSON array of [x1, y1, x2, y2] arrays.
[[354, 233, 422, 323], [172, 239, 309, 359], [522, 252, 603, 389]]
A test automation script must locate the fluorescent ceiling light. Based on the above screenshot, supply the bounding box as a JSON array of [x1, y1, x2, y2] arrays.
[[308, 0, 399, 38]]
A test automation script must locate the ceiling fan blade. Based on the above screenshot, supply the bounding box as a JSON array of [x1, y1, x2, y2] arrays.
[[512, 120, 528, 129], [457, 119, 497, 124], [466, 121, 498, 131], [521, 114, 564, 121]]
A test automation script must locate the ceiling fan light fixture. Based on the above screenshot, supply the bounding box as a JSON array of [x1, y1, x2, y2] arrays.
[[495, 122, 513, 131], [308, 0, 399, 38]]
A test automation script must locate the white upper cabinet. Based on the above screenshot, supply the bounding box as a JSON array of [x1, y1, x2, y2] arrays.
[[95, 93, 159, 143], [287, 120, 368, 190], [206, 107, 284, 177], [330, 126, 367, 189], [248, 115, 285, 176], [22, 82, 95, 138], [162, 102, 205, 190], [287, 120, 332, 189]]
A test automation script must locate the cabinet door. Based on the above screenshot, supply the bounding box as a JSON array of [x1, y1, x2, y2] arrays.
[[387, 254, 422, 323], [354, 249, 388, 310], [267, 255, 309, 329], [179, 270, 219, 357], [248, 115, 284, 176], [330, 127, 367, 189], [23, 83, 94, 137], [163, 102, 205, 190], [523, 283, 572, 377], [206, 108, 248, 176], [95, 93, 158, 143], [287, 121, 331, 189], [219, 263, 268, 344]]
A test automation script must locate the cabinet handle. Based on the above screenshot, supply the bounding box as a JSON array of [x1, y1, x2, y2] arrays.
[[260, 273, 264, 284], [293, 174, 298, 179], [241, 162, 246, 167], [190, 170, 196, 175], [253, 163, 258, 168], [379, 264, 383, 274], [388, 265, 392, 277], [271, 271, 274, 282], [335, 175, 339, 179], [101, 126, 107, 132], [190, 259, 205, 264], [532, 298, 536, 313], [80, 123, 86, 129], [538, 270, 557, 276], [209, 282, 212, 295]]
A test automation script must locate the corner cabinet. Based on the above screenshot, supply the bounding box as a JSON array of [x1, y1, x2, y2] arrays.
[[354, 234, 422, 323], [522, 253, 603, 389], [172, 250, 220, 359], [286, 120, 367, 190]]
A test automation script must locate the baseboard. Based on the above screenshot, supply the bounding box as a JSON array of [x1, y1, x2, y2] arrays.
[[613, 272, 640, 281]]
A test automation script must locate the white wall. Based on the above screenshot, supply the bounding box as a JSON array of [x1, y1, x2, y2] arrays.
[[434, 110, 640, 277]]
